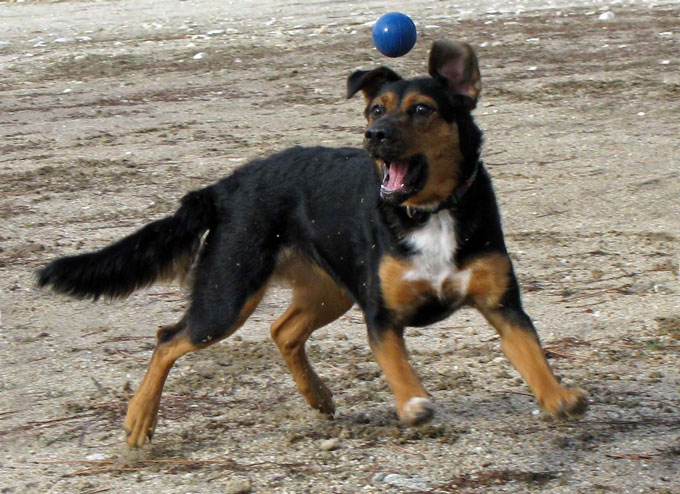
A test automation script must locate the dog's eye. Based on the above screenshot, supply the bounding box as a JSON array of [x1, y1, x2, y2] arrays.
[[370, 104, 385, 117], [414, 104, 434, 117]]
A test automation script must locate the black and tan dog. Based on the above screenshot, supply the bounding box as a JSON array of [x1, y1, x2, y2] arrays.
[[38, 41, 587, 448]]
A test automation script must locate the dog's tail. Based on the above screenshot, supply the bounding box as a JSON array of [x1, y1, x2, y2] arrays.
[[37, 187, 216, 300]]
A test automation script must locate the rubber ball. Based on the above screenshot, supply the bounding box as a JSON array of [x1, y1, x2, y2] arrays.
[[372, 12, 417, 58]]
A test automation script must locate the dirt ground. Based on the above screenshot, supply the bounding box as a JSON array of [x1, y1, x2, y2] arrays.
[[1, 0, 679, 493]]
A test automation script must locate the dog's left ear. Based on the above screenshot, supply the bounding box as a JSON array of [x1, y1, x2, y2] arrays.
[[347, 67, 402, 100], [428, 41, 481, 110]]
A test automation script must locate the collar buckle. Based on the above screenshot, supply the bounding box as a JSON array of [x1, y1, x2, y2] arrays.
[[405, 206, 430, 223]]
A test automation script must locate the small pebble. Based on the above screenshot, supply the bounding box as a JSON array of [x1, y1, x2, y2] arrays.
[[85, 453, 108, 461], [383, 474, 407, 483], [320, 438, 340, 451], [372, 472, 387, 482], [224, 478, 251, 494]]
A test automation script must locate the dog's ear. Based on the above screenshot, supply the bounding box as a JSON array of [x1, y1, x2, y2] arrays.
[[428, 41, 481, 109], [347, 67, 402, 100]]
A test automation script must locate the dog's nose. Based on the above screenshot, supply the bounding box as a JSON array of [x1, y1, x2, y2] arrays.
[[364, 125, 390, 144]]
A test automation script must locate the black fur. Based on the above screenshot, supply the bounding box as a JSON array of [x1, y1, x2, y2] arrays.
[[37, 189, 216, 300]]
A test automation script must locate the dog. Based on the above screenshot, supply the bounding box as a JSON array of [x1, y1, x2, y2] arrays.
[[38, 40, 588, 448]]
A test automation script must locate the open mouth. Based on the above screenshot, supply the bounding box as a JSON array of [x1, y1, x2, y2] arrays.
[[379, 156, 427, 201]]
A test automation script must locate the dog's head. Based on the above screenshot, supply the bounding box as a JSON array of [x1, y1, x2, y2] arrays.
[[347, 41, 482, 208]]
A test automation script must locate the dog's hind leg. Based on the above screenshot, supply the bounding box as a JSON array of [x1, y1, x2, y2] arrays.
[[271, 263, 353, 416], [124, 230, 272, 447], [123, 316, 197, 448], [124, 288, 265, 448]]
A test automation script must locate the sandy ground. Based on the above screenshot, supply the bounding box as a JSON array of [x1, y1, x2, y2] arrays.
[[1, 0, 679, 493]]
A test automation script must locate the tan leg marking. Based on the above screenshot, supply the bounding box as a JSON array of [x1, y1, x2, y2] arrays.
[[465, 253, 587, 417], [482, 309, 588, 418], [271, 259, 353, 415], [124, 287, 267, 448], [370, 330, 433, 425], [124, 331, 198, 448]]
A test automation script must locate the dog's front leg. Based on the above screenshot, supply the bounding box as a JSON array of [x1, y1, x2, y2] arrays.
[[368, 325, 434, 425], [480, 306, 588, 418]]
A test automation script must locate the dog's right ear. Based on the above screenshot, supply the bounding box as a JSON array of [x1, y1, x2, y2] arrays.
[[346, 67, 402, 100], [428, 41, 481, 109]]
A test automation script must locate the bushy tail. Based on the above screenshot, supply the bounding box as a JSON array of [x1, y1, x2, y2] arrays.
[[37, 188, 216, 300]]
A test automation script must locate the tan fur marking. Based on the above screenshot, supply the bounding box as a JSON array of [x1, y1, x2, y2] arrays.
[[369, 329, 429, 420], [406, 119, 463, 207], [481, 309, 587, 417], [464, 253, 511, 309], [400, 93, 438, 112], [271, 253, 353, 414], [235, 287, 267, 329], [124, 331, 198, 447], [379, 255, 434, 320], [370, 91, 399, 116]]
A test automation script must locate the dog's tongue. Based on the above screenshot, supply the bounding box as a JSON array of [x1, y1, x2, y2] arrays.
[[383, 161, 409, 192]]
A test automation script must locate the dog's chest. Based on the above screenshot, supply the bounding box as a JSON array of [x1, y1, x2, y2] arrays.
[[377, 210, 471, 323], [402, 211, 469, 296]]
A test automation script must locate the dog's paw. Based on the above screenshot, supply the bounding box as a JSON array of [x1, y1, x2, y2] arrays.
[[399, 397, 435, 426], [306, 381, 336, 417], [541, 387, 589, 419], [124, 396, 160, 448]]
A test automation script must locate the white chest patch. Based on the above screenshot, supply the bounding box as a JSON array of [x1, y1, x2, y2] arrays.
[[403, 210, 470, 296]]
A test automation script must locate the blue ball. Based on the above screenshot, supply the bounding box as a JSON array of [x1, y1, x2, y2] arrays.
[[372, 12, 417, 58]]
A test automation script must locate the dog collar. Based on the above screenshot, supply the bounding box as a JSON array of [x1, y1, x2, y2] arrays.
[[436, 160, 480, 211], [404, 160, 480, 220]]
